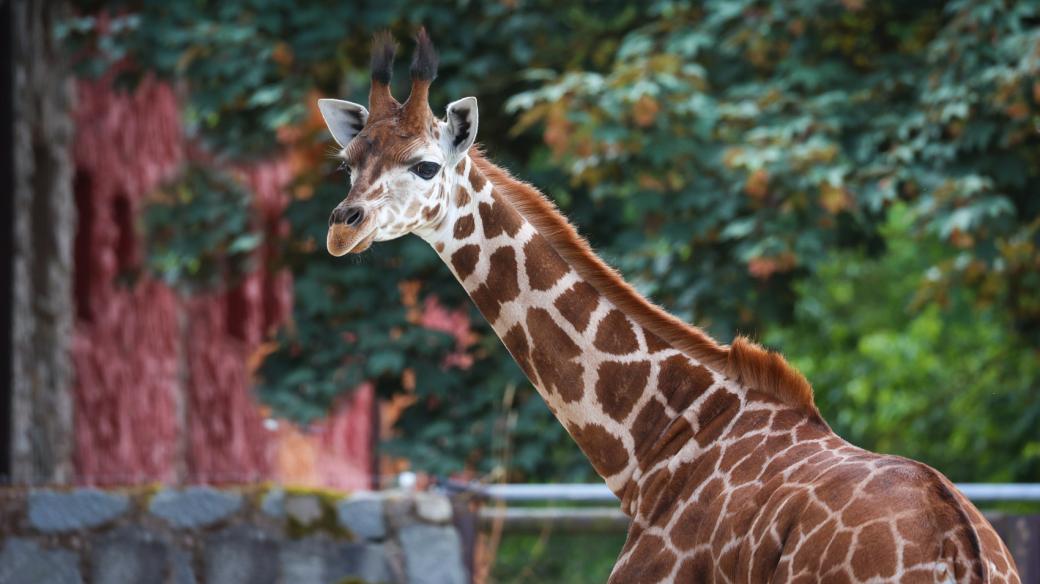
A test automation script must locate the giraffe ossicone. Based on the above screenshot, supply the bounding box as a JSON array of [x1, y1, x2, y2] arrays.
[[318, 29, 1020, 584]]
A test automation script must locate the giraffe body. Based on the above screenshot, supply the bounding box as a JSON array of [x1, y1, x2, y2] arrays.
[[317, 31, 1021, 583]]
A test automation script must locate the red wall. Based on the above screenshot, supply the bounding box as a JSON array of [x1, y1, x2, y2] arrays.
[[70, 73, 373, 488]]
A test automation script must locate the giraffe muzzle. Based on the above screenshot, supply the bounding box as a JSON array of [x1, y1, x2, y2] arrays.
[[327, 206, 377, 256]]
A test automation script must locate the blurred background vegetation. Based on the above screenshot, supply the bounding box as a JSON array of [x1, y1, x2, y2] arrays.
[[66, 1, 1039, 578], [67, 0, 1040, 482]]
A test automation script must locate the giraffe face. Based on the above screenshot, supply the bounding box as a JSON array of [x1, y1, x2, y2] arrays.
[[319, 96, 479, 256]]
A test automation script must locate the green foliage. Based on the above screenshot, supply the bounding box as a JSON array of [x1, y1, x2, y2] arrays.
[[511, 0, 1040, 343], [492, 531, 626, 584], [144, 164, 260, 291], [76, 0, 1040, 487], [767, 205, 1040, 482]]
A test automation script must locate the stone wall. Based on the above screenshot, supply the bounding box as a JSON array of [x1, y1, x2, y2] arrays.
[[0, 486, 467, 584]]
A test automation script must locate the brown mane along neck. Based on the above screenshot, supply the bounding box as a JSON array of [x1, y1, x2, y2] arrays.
[[469, 151, 817, 415]]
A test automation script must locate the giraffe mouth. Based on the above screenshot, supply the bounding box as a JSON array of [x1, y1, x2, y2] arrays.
[[327, 220, 378, 256]]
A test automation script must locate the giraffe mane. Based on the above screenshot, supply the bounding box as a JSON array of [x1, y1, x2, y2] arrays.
[[470, 151, 818, 414]]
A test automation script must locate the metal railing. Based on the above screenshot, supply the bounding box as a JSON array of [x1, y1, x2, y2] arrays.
[[476, 482, 1040, 503], [462, 482, 1040, 534]]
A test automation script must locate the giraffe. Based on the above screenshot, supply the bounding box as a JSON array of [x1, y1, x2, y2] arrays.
[[317, 30, 1021, 583]]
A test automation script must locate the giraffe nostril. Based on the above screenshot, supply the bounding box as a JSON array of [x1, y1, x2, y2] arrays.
[[330, 206, 365, 227], [344, 207, 364, 227]]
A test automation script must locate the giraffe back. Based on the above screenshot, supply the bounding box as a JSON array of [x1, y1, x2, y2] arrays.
[[610, 396, 1020, 583]]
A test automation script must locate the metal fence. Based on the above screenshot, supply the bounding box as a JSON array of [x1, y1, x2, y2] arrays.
[[457, 482, 1040, 582], [476, 482, 1040, 503], [470, 482, 1040, 532]]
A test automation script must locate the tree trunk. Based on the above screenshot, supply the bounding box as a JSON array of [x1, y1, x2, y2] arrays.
[[9, 0, 75, 485]]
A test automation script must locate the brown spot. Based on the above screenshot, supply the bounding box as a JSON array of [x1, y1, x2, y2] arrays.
[[470, 247, 520, 323], [800, 450, 839, 477], [675, 553, 712, 582], [526, 308, 583, 402], [554, 281, 598, 332], [732, 445, 769, 487], [864, 467, 901, 495], [595, 361, 650, 421], [731, 409, 770, 436], [769, 552, 790, 581], [795, 419, 822, 442], [568, 422, 629, 477], [468, 164, 487, 192], [454, 184, 470, 207], [718, 434, 763, 472], [631, 399, 669, 469], [658, 355, 714, 413], [422, 204, 441, 221], [792, 516, 835, 575], [453, 214, 475, 239], [450, 245, 479, 280], [772, 444, 824, 480], [671, 502, 709, 551], [478, 195, 522, 239], [455, 158, 466, 174], [851, 523, 897, 580], [820, 530, 852, 573], [593, 309, 639, 354], [637, 467, 671, 518], [897, 517, 931, 567], [762, 433, 794, 464], [840, 493, 884, 528], [717, 541, 741, 579], [898, 569, 936, 584], [820, 464, 870, 512], [976, 525, 1009, 573], [362, 183, 386, 201], [523, 234, 570, 291], [800, 503, 830, 537], [434, 242, 445, 253], [820, 570, 853, 584], [649, 417, 693, 467], [610, 533, 677, 582], [644, 332, 672, 353], [771, 408, 803, 431], [695, 389, 739, 446], [502, 325, 537, 384], [678, 447, 722, 503]]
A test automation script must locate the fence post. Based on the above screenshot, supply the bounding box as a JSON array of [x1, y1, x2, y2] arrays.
[[451, 493, 479, 584], [989, 513, 1040, 583]]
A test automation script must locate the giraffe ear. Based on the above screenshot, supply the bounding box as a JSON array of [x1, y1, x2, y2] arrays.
[[317, 99, 369, 148], [445, 97, 478, 156]]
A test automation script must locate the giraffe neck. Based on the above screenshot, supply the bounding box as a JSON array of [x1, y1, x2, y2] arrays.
[[418, 154, 767, 505]]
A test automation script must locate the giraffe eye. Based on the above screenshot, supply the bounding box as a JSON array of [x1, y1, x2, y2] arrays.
[[411, 161, 441, 180]]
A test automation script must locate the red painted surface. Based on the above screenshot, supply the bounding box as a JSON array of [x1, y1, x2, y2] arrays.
[[71, 75, 184, 484], [275, 384, 375, 491], [71, 280, 181, 484], [69, 73, 373, 487]]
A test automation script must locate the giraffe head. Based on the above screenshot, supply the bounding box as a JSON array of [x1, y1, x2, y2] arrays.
[[318, 30, 479, 256]]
